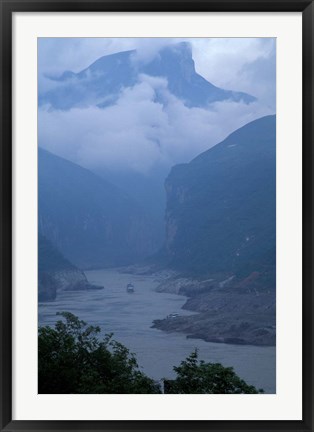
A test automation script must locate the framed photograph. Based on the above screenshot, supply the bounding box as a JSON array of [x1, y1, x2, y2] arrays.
[[1, 0, 313, 431]]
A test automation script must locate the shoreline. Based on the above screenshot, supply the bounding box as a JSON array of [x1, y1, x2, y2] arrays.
[[39, 267, 276, 392], [121, 264, 276, 347]]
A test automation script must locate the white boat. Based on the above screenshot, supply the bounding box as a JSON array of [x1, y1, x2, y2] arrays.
[[126, 283, 134, 293], [167, 313, 179, 319]]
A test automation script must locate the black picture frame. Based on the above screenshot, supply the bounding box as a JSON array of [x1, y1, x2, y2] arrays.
[[1, 0, 313, 430]]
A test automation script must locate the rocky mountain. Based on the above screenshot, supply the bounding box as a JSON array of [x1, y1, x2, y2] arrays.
[[38, 234, 102, 301], [153, 272, 275, 346], [152, 115, 276, 346], [164, 115, 276, 280], [38, 148, 159, 269], [39, 42, 255, 110], [39, 42, 257, 252]]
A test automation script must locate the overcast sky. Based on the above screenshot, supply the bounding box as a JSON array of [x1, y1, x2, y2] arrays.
[[38, 38, 276, 173]]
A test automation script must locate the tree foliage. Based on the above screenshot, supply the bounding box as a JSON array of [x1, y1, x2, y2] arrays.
[[165, 349, 263, 394], [38, 312, 161, 394], [39, 313, 262, 394]]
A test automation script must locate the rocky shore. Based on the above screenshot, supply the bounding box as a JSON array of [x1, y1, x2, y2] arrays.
[[151, 271, 276, 347], [39, 269, 103, 302]]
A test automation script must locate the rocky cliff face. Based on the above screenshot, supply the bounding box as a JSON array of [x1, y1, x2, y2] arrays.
[[153, 271, 275, 346], [38, 234, 102, 301], [39, 148, 159, 269], [163, 115, 276, 280], [38, 269, 87, 302], [154, 116, 276, 346]]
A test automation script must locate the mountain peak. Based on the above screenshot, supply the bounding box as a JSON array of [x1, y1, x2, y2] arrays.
[[84, 49, 136, 75], [164, 115, 276, 276], [142, 42, 195, 83], [39, 42, 255, 110]]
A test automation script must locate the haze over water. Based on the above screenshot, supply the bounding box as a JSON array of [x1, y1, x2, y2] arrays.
[[38, 268, 275, 393]]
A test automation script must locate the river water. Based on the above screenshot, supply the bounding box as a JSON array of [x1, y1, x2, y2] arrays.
[[38, 268, 276, 393]]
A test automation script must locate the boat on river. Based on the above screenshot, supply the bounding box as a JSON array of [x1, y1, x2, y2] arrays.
[[167, 313, 179, 319], [126, 283, 135, 293]]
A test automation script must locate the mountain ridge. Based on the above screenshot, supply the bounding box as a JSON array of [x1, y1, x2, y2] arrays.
[[38, 147, 160, 269], [38, 234, 103, 301], [163, 114, 276, 279], [39, 42, 255, 110], [152, 115, 276, 345]]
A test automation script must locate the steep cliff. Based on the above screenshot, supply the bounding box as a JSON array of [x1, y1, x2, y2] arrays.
[[164, 115, 276, 281], [39, 42, 255, 111], [153, 116, 276, 345], [38, 234, 102, 301], [38, 148, 159, 268]]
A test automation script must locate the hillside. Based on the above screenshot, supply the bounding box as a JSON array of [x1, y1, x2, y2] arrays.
[[164, 115, 276, 280], [38, 148, 159, 268], [153, 116, 276, 346], [39, 42, 257, 248], [39, 42, 255, 110], [38, 234, 102, 301]]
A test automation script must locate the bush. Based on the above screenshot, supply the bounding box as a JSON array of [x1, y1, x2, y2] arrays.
[[164, 350, 263, 394], [38, 312, 161, 394], [39, 313, 262, 394]]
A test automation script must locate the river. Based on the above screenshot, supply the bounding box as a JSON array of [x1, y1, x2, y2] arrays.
[[38, 268, 276, 393]]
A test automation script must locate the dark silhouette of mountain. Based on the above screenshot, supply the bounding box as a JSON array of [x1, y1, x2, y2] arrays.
[[95, 166, 169, 249], [39, 233, 75, 273], [39, 42, 255, 110], [141, 42, 255, 107], [38, 148, 160, 269], [163, 115, 276, 280], [151, 115, 276, 346], [38, 234, 85, 301], [38, 234, 104, 301]]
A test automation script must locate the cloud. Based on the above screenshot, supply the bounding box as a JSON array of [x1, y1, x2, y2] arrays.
[[38, 38, 275, 174], [39, 74, 273, 174], [38, 37, 276, 106], [38, 38, 181, 77], [38, 38, 183, 98], [38, 38, 130, 76], [191, 38, 276, 109]]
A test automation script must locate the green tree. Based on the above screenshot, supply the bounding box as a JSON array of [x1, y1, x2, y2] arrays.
[[164, 350, 263, 394], [39, 313, 263, 394], [38, 312, 161, 394]]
